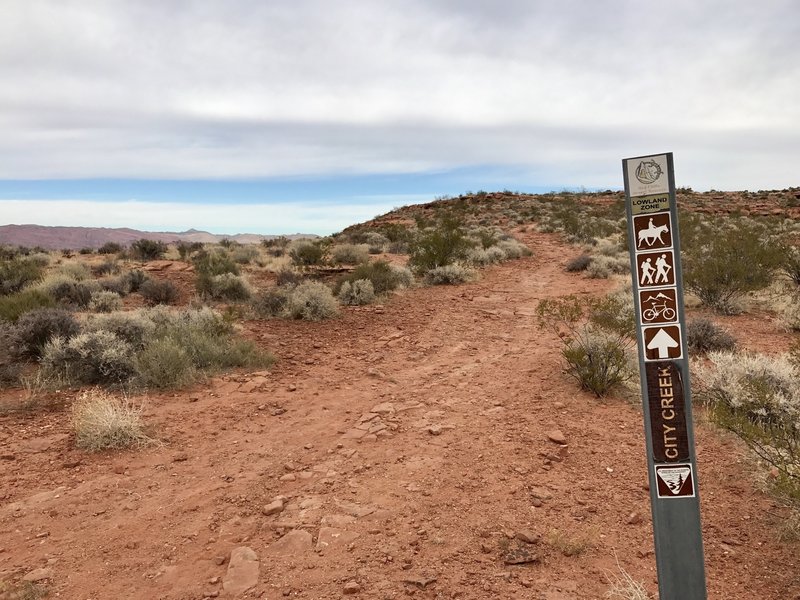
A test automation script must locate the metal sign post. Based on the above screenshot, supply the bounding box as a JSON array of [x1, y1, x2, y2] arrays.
[[622, 153, 708, 599]]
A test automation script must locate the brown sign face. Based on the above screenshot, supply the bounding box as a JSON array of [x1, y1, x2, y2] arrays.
[[639, 288, 678, 324], [633, 212, 673, 251], [655, 463, 695, 498], [645, 361, 689, 462], [642, 325, 682, 361], [636, 250, 675, 288]]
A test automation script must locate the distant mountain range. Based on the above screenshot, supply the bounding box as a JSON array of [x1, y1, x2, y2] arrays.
[[0, 224, 317, 250]]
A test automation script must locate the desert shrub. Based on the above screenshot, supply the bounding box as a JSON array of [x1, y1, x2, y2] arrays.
[[0, 256, 45, 294], [364, 232, 389, 254], [176, 241, 204, 260], [338, 279, 375, 305], [425, 264, 474, 285], [92, 260, 119, 276], [86, 312, 155, 350], [57, 261, 91, 280], [408, 215, 472, 273], [251, 287, 291, 318], [783, 247, 800, 286], [79, 247, 94, 255], [10, 308, 81, 359], [389, 264, 414, 288], [566, 254, 592, 272], [47, 278, 97, 308], [135, 337, 196, 389], [231, 245, 260, 264], [686, 318, 737, 354], [782, 295, 800, 331], [130, 238, 167, 261], [466, 246, 505, 266], [262, 236, 290, 257], [694, 351, 800, 499], [41, 330, 138, 386], [0, 289, 55, 322], [98, 276, 131, 296], [495, 238, 531, 259], [683, 220, 784, 313], [204, 273, 252, 301], [289, 239, 326, 267], [275, 267, 306, 287], [338, 260, 404, 295], [89, 291, 122, 313], [122, 269, 148, 292], [98, 241, 123, 255], [71, 389, 152, 450], [139, 279, 179, 305], [537, 295, 635, 397], [285, 281, 339, 321], [193, 248, 239, 277], [586, 255, 629, 279], [331, 244, 370, 265]]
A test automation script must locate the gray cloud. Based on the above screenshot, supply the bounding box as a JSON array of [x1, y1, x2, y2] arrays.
[[1, 0, 798, 189]]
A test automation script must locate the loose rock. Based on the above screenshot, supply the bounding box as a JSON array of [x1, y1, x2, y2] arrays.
[[223, 547, 259, 596]]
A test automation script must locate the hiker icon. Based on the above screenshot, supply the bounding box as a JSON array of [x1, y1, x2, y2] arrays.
[[655, 253, 671, 284], [640, 258, 655, 285]]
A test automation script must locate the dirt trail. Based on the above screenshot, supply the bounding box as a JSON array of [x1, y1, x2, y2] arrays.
[[1, 232, 798, 599]]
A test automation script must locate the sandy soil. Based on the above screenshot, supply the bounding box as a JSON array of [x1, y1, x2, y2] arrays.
[[1, 231, 798, 599]]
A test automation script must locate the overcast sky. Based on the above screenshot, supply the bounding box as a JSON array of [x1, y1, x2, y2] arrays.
[[1, 0, 798, 234]]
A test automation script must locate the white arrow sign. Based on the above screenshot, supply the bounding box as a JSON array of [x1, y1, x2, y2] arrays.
[[647, 328, 680, 358]]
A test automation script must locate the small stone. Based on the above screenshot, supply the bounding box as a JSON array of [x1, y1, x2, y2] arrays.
[[287, 384, 297, 392], [173, 453, 189, 462], [427, 425, 443, 436], [626, 512, 643, 525], [547, 430, 567, 445], [279, 473, 296, 482], [515, 530, 540, 544], [267, 529, 313, 555], [213, 556, 226, 566], [1, 453, 16, 460], [343, 581, 361, 594], [262, 499, 285, 516]]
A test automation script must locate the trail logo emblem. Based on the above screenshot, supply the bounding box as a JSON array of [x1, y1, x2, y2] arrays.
[[636, 159, 663, 185], [655, 463, 695, 498]]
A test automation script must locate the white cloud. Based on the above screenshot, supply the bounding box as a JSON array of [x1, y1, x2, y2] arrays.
[[0, 0, 798, 189]]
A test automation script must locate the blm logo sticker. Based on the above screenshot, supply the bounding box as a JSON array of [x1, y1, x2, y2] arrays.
[[654, 463, 695, 499]]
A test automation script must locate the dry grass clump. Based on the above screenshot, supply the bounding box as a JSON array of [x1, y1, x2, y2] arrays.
[[71, 389, 153, 451], [88, 290, 122, 313], [604, 562, 652, 599], [331, 243, 370, 265], [338, 279, 375, 305], [286, 281, 339, 320], [424, 264, 474, 285]]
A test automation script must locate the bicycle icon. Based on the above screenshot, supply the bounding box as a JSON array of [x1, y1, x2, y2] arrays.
[[641, 291, 677, 322], [643, 303, 676, 322]]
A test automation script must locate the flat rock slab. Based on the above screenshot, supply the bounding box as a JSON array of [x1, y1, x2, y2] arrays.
[[315, 527, 359, 551], [268, 529, 313, 555], [223, 546, 259, 596]]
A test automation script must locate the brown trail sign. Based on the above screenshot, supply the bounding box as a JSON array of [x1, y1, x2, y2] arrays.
[[623, 152, 707, 599]]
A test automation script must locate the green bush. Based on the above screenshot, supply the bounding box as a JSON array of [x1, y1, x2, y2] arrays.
[[251, 288, 290, 318], [139, 279, 179, 305], [231, 245, 260, 264], [686, 318, 737, 354], [694, 351, 800, 499], [408, 215, 472, 274], [130, 238, 167, 261], [286, 281, 339, 321], [289, 240, 325, 267], [0, 256, 45, 295], [11, 308, 81, 359], [122, 269, 148, 292], [176, 241, 204, 261], [89, 291, 122, 313], [92, 260, 119, 276], [338, 260, 404, 295], [537, 295, 635, 397], [48, 279, 96, 308], [331, 244, 370, 265], [203, 273, 252, 301], [98, 241, 123, 255], [424, 264, 474, 285], [86, 311, 155, 351], [783, 247, 800, 286], [683, 220, 784, 313], [338, 279, 375, 305], [136, 337, 197, 389], [0, 289, 56, 322]]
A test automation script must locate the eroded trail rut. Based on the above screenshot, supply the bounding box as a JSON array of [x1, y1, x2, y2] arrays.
[[1, 232, 797, 599]]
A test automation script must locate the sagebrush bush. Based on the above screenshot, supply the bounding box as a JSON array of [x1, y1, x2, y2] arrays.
[[11, 308, 81, 358], [194, 249, 240, 296], [331, 244, 370, 265], [408, 216, 472, 273], [0, 289, 55, 322], [139, 279, 179, 305], [0, 256, 45, 294], [92, 260, 119, 276], [135, 337, 196, 388], [338, 260, 405, 295], [42, 330, 138, 386], [71, 389, 152, 451], [694, 351, 800, 498], [783, 247, 800, 286], [231, 245, 260, 264], [466, 246, 505, 266], [98, 276, 131, 296], [425, 264, 474, 285], [495, 238, 531, 259], [204, 273, 252, 301], [286, 281, 339, 320], [563, 328, 633, 396], [338, 279, 375, 305], [86, 311, 155, 350], [122, 269, 148, 292], [364, 231, 389, 254], [288, 239, 325, 267], [130, 238, 167, 261], [586, 255, 629, 279], [98, 241, 123, 255], [686, 317, 737, 354], [251, 288, 291, 318], [89, 291, 122, 313], [566, 254, 592, 272], [57, 262, 91, 281]]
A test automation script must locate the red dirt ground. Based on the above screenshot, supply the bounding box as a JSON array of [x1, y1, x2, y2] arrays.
[[1, 231, 798, 599]]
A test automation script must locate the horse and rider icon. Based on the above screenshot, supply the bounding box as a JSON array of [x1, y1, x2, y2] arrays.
[[634, 213, 672, 249], [637, 251, 674, 287]]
